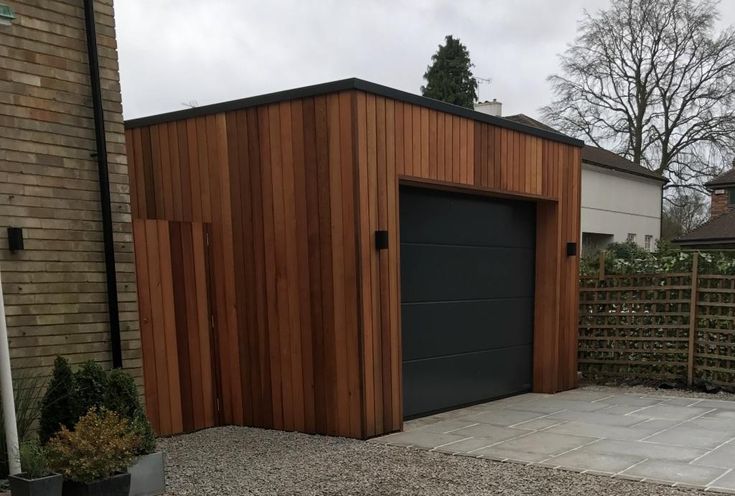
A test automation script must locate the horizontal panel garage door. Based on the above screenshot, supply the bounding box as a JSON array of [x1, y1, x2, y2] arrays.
[[400, 186, 535, 418]]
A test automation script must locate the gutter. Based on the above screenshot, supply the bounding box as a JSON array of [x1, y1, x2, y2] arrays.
[[83, 0, 123, 368]]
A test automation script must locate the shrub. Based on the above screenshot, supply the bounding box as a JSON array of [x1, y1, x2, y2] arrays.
[[580, 241, 735, 276], [19, 440, 50, 479], [130, 413, 156, 456], [46, 408, 140, 483], [105, 369, 156, 455], [104, 369, 140, 420], [74, 361, 108, 418], [39, 359, 157, 458], [39, 357, 79, 444]]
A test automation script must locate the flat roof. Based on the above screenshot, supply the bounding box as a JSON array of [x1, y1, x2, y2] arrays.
[[124, 78, 584, 147]]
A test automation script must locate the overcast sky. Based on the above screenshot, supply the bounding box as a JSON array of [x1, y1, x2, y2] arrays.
[[116, 0, 735, 121]]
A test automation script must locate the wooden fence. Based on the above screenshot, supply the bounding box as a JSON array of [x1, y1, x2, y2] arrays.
[[579, 253, 735, 388]]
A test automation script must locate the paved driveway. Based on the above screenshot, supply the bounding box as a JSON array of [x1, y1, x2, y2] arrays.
[[373, 388, 735, 492]]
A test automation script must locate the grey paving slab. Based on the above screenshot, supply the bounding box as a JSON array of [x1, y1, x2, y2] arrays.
[[504, 398, 610, 414], [484, 393, 553, 409], [643, 425, 735, 449], [688, 417, 735, 434], [431, 436, 504, 455], [596, 394, 664, 408], [706, 409, 735, 421], [541, 450, 644, 474], [626, 418, 680, 432], [377, 430, 467, 449], [621, 459, 727, 486], [372, 387, 735, 493], [596, 404, 657, 416], [656, 397, 706, 407], [414, 418, 481, 434], [706, 468, 735, 491], [548, 389, 618, 402], [509, 417, 567, 431], [632, 404, 710, 420], [547, 421, 651, 441], [492, 431, 598, 456], [691, 444, 735, 469], [582, 438, 708, 462], [468, 408, 545, 427], [697, 399, 735, 411], [471, 445, 549, 463], [450, 423, 527, 442], [547, 409, 649, 427]]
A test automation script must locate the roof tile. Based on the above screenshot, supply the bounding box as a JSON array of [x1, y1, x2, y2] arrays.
[[675, 211, 735, 243], [503, 114, 666, 182]]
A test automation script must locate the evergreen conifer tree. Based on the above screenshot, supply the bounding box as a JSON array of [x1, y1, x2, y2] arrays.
[[421, 35, 478, 108]]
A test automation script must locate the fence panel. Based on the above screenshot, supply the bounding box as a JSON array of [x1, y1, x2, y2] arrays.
[[579, 253, 735, 389], [579, 274, 692, 381], [696, 275, 735, 387]]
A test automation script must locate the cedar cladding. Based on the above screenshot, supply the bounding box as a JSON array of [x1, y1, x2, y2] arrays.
[[126, 87, 582, 438]]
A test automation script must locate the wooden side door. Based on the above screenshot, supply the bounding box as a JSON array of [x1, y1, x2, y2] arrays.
[[133, 219, 221, 435]]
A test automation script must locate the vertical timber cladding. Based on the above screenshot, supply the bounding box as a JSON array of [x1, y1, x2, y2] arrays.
[[127, 96, 365, 437], [353, 91, 582, 436], [131, 220, 217, 435], [125, 79, 582, 439]]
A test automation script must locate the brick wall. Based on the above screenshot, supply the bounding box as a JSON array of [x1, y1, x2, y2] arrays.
[[0, 0, 142, 386], [710, 189, 732, 219]]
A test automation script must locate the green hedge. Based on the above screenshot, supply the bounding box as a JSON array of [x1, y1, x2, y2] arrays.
[[580, 241, 735, 276]]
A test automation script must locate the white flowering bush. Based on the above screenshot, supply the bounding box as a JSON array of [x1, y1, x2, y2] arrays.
[[580, 241, 735, 276]]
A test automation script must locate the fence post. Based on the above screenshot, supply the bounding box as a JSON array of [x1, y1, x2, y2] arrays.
[[687, 253, 699, 386], [598, 250, 606, 281]]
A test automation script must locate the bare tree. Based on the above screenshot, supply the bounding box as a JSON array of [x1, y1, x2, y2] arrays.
[[661, 188, 707, 239], [543, 0, 735, 192]]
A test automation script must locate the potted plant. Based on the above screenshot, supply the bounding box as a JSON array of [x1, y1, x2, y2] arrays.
[[46, 408, 140, 496], [105, 369, 164, 496], [8, 440, 63, 496], [126, 415, 164, 496]]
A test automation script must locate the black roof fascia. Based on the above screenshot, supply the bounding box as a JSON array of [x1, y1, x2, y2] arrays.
[[124, 78, 584, 147]]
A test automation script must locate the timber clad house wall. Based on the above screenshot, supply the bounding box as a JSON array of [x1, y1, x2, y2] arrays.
[[0, 0, 141, 383], [126, 79, 584, 439]]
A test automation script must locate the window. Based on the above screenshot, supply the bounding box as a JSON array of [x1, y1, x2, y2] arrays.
[[729, 188, 735, 205], [645, 235, 653, 251], [627, 233, 636, 243]]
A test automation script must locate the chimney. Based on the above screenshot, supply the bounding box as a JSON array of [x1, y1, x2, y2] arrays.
[[709, 158, 735, 218], [474, 99, 502, 117], [710, 188, 730, 219]]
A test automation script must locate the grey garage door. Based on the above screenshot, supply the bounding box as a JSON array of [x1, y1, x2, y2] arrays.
[[400, 186, 535, 418]]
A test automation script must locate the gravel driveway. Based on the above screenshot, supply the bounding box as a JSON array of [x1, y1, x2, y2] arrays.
[[160, 425, 706, 495]]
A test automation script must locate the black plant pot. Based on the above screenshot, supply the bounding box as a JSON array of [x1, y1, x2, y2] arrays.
[[8, 472, 63, 496], [61, 473, 130, 496]]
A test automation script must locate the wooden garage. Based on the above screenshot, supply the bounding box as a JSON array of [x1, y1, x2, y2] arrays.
[[124, 78, 583, 439]]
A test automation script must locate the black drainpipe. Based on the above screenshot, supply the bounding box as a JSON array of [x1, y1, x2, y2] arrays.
[[83, 0, 123, 368]]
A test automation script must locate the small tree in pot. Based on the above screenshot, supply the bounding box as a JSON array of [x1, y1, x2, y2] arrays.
[[46, 408, 140, 496], [105, 369, 163, 496], [8, 440, 62, 496]]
